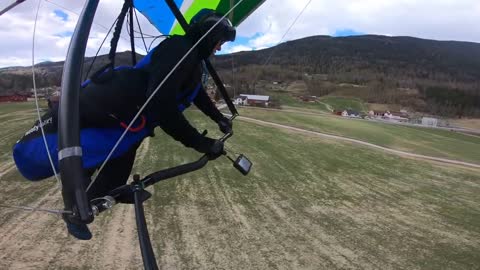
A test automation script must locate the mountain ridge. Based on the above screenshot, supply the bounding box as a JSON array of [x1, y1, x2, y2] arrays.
[[1, 34, 479, 116]]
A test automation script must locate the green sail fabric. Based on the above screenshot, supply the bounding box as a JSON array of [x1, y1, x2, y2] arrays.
[[133, 0, 265, 35]]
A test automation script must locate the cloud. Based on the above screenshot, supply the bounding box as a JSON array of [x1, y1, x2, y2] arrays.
[[0, 0, 479, 68], [237, 0, 480, 44], [227, 44, 253, 53]]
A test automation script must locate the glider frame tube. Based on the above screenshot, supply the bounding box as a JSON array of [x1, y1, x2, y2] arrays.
[[59, 0, 99, 224], [134, 189, 159, 270], [91, 128, 234, 269]]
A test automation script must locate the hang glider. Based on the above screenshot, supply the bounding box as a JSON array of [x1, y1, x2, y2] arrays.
[[56, 0, 263, 268], [0, 0, 26, 16], [134, 0, 265, 35]]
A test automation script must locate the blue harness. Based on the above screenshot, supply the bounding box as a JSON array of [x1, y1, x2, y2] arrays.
[[13, 49, 202, 181]]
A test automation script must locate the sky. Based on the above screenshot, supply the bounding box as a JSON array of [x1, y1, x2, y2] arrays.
[[0, 0, 479, 68]]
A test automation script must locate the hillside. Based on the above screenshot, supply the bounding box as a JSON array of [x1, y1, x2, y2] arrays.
[[214, 35, 480, 117], [1, 35, 480, 116], [0, 52, 143, 95]]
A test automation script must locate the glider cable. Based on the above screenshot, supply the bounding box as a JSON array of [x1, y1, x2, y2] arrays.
[[1, 0, 69, 217], [133, 8, 148, 53], [251, 0, 312, 91], [44, 0, 148, 54], [164, 0, 239, 116], [84, 17, 119, 81], [87, 0, 247, 192], [31, 0, 61, 187]]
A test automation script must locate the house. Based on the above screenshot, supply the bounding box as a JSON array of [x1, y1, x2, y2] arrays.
[[369, 110, 385, 117], [239, 94, 270, 107], [342, 110, 360, 117], [384, 111, 409, 122], [300, 95, 317, 102], [383, 111, 393, 119], [233, 95, 248, 105], [333, 110, 343, 116]]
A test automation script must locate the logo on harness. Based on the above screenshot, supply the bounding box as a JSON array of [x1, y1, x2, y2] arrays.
[[25, 117, 53, 136]]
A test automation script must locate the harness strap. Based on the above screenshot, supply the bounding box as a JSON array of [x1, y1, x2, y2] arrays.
[[118, 115, 146, 132]]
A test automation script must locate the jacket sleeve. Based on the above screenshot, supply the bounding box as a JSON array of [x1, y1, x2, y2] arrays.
[[145, 38, 203, 148], [193, 87, 224, 123]]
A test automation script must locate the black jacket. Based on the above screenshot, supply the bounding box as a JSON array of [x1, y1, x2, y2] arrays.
[[144, 35, 224, 148]]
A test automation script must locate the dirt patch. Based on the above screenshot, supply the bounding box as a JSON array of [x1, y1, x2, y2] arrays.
[[451, 118, 480, 131], [286, 80, 308, 94]]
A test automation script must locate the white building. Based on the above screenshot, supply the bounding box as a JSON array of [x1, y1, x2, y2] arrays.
[[235, 94, 270, 107], [422, 117, 438, 127]]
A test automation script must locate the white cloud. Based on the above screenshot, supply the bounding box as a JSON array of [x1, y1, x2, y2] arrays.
[[0, 0, 479, 68], [227, 44, 253, 53], [238, 0, 480, 45]]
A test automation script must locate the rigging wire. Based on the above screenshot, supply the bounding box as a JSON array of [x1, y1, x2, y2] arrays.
[[133, 8, 148, 52], [1, 0, 69, 217], [43, 0, 148, 55], [148, 35, 169, 52], [83, 17, 119, 81], [87, 0, 248, 191], [251, 0, 313, 92], [31, 0, 61, 187], [126, 10, 166, 52]]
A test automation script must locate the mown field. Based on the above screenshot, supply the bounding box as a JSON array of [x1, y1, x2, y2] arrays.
[[0, 102, 479, 269], [238, 108, 480, 165], [267, 91, 369, 113]]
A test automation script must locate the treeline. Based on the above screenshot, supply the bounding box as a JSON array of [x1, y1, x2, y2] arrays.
[[217, 61, 480, 117]]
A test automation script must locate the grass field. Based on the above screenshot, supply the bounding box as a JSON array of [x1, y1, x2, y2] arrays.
[[267, 91, 369, 114], [0, 103, 479, 269], [319, 96, 368, 112], [238, 108, 480, 165]]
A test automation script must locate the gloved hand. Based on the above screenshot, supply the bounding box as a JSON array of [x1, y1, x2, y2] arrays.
[[217, 116, 232, 134], [194, 136, 225, 160]]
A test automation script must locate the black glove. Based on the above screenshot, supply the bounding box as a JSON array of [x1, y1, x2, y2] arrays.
[[217, 117, 232, 134], [193, 136, 225, 160]]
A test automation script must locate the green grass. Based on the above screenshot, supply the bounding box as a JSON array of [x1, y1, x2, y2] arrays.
[[0, 102, 46, 164], [238, 108, 480, 164], [266, 91, 368, 113], [267, 91, 331, 112], [137, 111, 480, 269], [320, 96, 368, 112], [1, 106, 479, 269]]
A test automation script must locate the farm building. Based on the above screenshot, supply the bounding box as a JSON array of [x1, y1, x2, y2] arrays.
[[0, 94, 30, 102], [368, 110, 386, 117], [333, 110, 343, 116], [235, 94, 270, 107]]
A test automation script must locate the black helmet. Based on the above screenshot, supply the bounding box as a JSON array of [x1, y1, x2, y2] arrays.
[[186, 9, 236, 59]]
